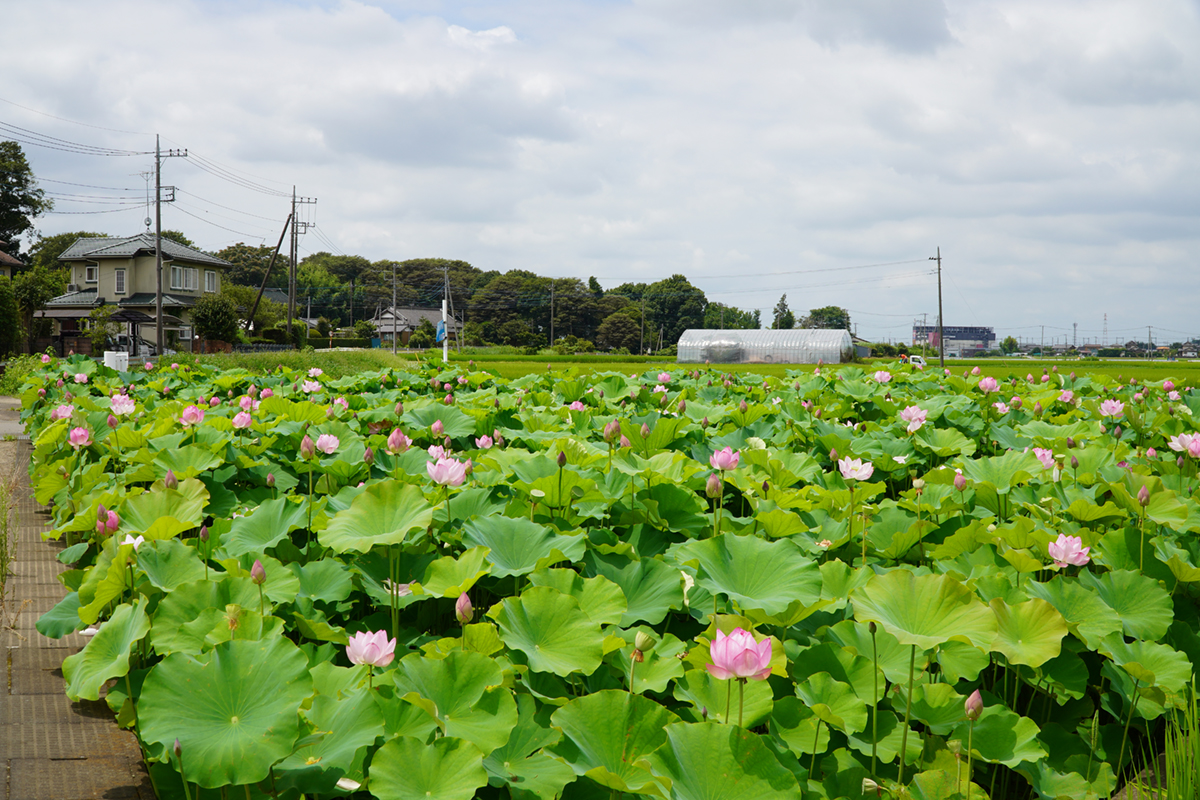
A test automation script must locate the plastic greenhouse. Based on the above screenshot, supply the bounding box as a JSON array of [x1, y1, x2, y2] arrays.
[[676, 328, 854, 364]]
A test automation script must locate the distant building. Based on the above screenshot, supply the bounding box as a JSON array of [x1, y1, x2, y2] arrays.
[[913, 325, 996, 357], [0, 238, 22, 278]]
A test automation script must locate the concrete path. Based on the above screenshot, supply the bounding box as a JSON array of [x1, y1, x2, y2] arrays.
[[0, 396, 152, 799]]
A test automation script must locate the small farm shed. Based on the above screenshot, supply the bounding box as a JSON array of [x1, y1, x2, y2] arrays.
[[676, 329, 854, 364]]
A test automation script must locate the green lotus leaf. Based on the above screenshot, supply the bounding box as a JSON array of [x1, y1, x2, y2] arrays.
[[275, 687, 384, 787], [288, 558, 354, 603], [61, 598, 150, 701], [153, 445, 224, 479], [528, 568, 627, 626], [1099, 634, 1192, 692], [851, 570, 997, 651], [138, 636, 314, 789], [136, 538, 206, 591], [585, 551, 684, 627], [671, 533, 820, 616], [846, 709, 921, 765], [550, 690, 679, 794], [908, 683, 970, 735], [373, 687, 441, 742], [672, 668, 774, 728], [319, 479, 433, 554], [461, 515, 586, 578], [909, 769, 987, 800], [938, 640, 992, 683], [1079, 569, 1173, 641], [417, 546, 491, 597], [795, 672, 867, 734], [1024, 578, 1123, 650], [150, 576, 262, 656], [949, 705, 1046, 768], [959, 450, 1038, 493], [402, 404, 478, 437], [369, 735, 488, 800], [644, 722, 805, 800], [825, 619, 930, 686], [988, 598, 1067, 668], [76, 540, 132, 624], [221, 496, 311, 557], [489, 586, 604, 676], [914, 427, 978, 458], [392, 650, 515, 752], [119, 479, 208, 538], [789, 642, 878, 705], [36, 591, 82, 639], [770, 696, 831, 757]]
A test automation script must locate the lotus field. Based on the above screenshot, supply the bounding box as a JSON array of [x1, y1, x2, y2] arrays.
[[21, 354, 1200, 800]]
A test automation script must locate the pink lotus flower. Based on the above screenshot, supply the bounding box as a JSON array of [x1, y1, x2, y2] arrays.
[[1032, 447, 1055, 470], [431, 420, 445, 436], [68, 427, 92, 449], [475, 435, 493, 449], [1027, 373, 1034, 382], [74, 373, 88, 384], [427, 444, 447, 460], [427, 457, 467, 486], [568, 401, 586, 411], [1048, 534, 1090, 568], [110, 395, 135, 416], [180, 405, 205, 427], [1170, 391, 1182, 401], [144, 361, 153, 371], [1165, 380, 1176, 392], [838, 456, 874, 481], [120, 534, 145, 551], [1147, 447, 1158, 459], [386, 429, 411, 454], [308, 368, 323, 378], [898, 406, 927, 433], [346, 630, 396, 667], [1041, 375, 1050, 383], [652, 384, 668, 394], [334, 397, 349, 412], [1099, 399, 1125, 418], [978, 377, 999, 394], [458, 376, 468, 385], [315, 434, 339, 454], [51, 404, 73, 421], [993, 401, 1010, 415], [40, 353, 51, 364], [658, 372, 672, 383], [301, 380, 321, 393], [709, 447, 741, 471], [232, 411, 253, 430], [260, 388, 274, 399], [971, 366, 981, 376], [873, 370, 892, 384], [1058, 390, 1074, 404], [706, 627, 772, 681]]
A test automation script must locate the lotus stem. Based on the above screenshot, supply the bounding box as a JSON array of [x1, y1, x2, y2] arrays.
[[966, 720, 975, 800], [1117, 677, 1142, 781], [715, 490, 723, 538], [628, 656, 636, 693], [258, 584, 264, 617], [738, 678, 745, 728], [898, 645, 917, 786], [307, 468, 314, 536], [871, 624, 879, 778], [1139, 508, 1146, 572], [725, 679, 732, 723], [811, 718, 823, 777]]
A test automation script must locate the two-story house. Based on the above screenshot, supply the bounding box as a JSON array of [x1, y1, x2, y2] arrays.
[[43, 233, 231, 351]]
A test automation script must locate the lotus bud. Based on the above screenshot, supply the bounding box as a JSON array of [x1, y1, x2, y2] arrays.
[[199, 525, 209, 542], [393, 402, 404, 417], [1147, 447, 1157, 459], [300, 434, 316, 460], [98, 503, 107, 521], [965, 689, 983, 721], [1070, 455, 1079, 470], [248, 385, 258, 398], [106, 413, 118, 429], [1033, 401, 1043, 416], [954, 472, 967, 492], [1138, 485, 1150, 507], [96, 519, 106, 536], [266, 473, 275, 488], [164, 470, 178, 489], [1113, 426, 1122, 439], [174, 738, 182, 759], [739, 400, 748, 413], [1010, 396, 1022, 410], [445, 435, 452, 449], [829, 448, 838, 462], [250, 559, 266, 585], [210, 397, 220, 407], [326, 407, 334, 419], [603, 419, 620, 443], [706, 472, 722, 498], [37, 388, 45, 398], [619, 435, 631, 448], [364, 447, 374, 466], [702, 416, 709, 428], [557, 451, 567, 468], [430, 376, 440, 389], [762, 480, 769, 494], [455, 592, 473, 624], [432, 419, 445, 436], [106, 511, 119, 533], [868, 621, 877, 634], [640, 423, 650, 439], [677, 399, 686, 414], [1067, 437, 1076, 448]]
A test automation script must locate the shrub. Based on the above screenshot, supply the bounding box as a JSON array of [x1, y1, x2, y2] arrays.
[[192, 294, 241, 344]]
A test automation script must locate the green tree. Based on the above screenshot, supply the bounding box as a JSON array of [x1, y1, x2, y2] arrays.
[[160, 230, 195, 248], [802, 305, 851, 331], [86, 305, 119, 353], [216, 242, 290, 287], [409, 318, 436, 349], [772, 294, 795, 329], [643, 274, 706, 349], [595, 311, 641, 352], [220, 284, 285, 334], [0, 276, 22, 355], [14, 263, 66, 350], [191, 294, 241, 343], [0, 141, 52, 257], [353, 319, 376, 340], [298, 260, 339, 289], [703, 303, 759, 330], [27, 231, 110, 270], [1000, 335, 1019, 355]]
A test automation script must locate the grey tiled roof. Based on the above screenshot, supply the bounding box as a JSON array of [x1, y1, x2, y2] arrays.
[[121, 292, 197, 308], [46, 289, 98, 307], [58, 234, 231, 268], [45, 290, 196, 308]]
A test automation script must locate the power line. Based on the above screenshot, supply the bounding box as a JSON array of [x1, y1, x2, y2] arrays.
[[174, 189, 283, 221], [0, 120, 147, 156], [171, 205, 269, 240], [0, 95, 150, 136]]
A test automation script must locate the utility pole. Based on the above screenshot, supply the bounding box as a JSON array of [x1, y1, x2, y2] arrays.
[[1149, 326, 1153, 361], [285, 188, 317, 341], [549, 282, 555, 347], [154, 135, 186, 355], [640, 297, 645, 355], [929, 247, 944, 368], [391, 261, 397, 356], [1073, 322, 1077, 348], [1041, 325, 1045, 355]]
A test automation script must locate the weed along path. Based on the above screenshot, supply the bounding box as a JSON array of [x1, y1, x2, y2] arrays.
[[0, 396, 150, 800]]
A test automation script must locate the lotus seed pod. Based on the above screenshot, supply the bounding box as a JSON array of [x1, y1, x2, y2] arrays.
[[634, 631, 657, 653]]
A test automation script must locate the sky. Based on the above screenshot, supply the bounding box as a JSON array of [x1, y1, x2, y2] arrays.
[[2, 0, 1198, 345]]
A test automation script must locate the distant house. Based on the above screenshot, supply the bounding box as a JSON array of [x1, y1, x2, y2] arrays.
[[0, 238, 22, 278], [371, 306, 461, 345], [44, 233, 231, 351]]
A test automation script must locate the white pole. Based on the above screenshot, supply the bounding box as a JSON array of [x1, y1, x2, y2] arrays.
[[442, 299, 448, 363]]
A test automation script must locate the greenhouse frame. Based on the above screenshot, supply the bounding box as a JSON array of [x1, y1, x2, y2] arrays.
[[676, 328, 854, 364]]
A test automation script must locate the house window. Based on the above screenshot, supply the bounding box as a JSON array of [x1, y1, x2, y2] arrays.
[[85, 265, 98, 284], [114, 269, 126, 295], [170, 266, 199, 291], [205, 270, 217, 293]]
